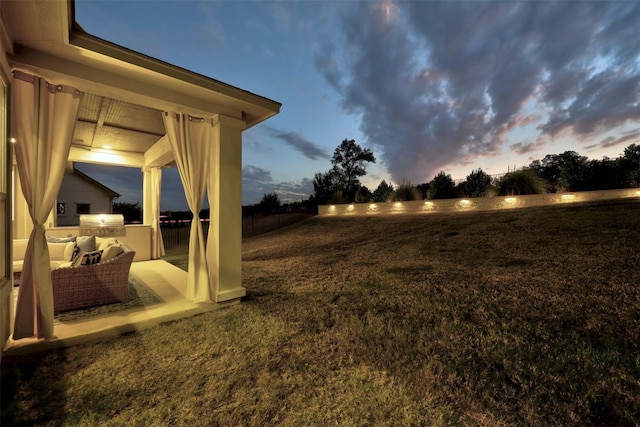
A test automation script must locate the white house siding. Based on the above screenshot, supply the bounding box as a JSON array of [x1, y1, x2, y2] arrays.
[[56, 172, 116, 226]]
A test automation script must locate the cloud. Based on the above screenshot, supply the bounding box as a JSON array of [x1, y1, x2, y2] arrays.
[[588, 130, 640, 151], [265, 126, 329, 160], [510, 139, 546, 156], [242, 165, 313, 205], [273, 177, 315, 203], [243, 165, 273, 184], [315, 1, 640, 183], [193, 2, 225, 51]]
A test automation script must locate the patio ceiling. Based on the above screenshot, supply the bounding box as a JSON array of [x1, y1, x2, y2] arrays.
[[1, 0, 280, 169], [72, 93, 166, 159]]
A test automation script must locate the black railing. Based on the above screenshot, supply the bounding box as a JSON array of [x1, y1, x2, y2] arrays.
[[160, 219, 209, 249], [160, 210, 315, 248], [242, 211, 315, 238]]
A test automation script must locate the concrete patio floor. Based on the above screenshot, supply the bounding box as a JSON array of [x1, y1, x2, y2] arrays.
[[3, 260, 231, 356]]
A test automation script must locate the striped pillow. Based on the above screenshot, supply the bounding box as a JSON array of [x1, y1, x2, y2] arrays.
[[73, 250, 103, 266]]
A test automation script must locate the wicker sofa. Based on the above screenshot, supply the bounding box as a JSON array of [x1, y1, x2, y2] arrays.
[[12, 238, 136, 313], [50, 246, 135, 313]]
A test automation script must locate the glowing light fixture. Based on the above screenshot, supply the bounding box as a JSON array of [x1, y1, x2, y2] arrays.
[[79, 214, 125, 236], [561, 194, 575, 201], [504, 197, 516, 205], [459, 199, 471, 207], [10, 137, 16, 143], [347, 204, 355, 211]]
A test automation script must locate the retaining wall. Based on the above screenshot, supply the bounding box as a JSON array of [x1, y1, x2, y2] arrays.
[[319, 188, 640, 217]]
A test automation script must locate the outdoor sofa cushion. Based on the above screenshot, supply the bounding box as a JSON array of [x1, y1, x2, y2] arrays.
[[12, 239, 76, 273]]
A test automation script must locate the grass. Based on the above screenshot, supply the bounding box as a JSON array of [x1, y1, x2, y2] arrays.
[[3, 199, 640, 425]]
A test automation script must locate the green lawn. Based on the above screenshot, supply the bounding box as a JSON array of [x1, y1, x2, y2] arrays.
[[2, 199, 640, 425]]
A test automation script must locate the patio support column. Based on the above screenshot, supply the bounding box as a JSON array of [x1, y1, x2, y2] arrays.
[[207, 114, 246, 302], [143, 166, 165, 259]]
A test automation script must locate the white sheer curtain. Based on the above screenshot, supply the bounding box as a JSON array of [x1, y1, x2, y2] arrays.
[[11, 71, 82, 339], [143, 167, 165, 259], [162, 112, 211, 302]]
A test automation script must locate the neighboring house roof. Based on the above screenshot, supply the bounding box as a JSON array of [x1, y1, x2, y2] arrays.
[[70, 167, 120, 199]]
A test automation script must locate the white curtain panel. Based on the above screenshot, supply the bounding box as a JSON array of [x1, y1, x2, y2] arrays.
[[11, 71, 82, 339], [162, 112, 211, 302], [143, 167, 165, 259]]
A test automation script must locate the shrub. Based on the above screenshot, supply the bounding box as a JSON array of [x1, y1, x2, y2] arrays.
[[355, 185, 373, 203], [372, 180, 394, 202], [428, 171, 457, 199], [463, 168, 492, 197], [329, 190, 348, 204], [497, 169, 546, 195], [257, 192, 281, 213], [388, 179, 422, 201]]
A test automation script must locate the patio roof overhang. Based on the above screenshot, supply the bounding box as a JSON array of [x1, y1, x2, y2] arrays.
[[1, 0, 281, 169]]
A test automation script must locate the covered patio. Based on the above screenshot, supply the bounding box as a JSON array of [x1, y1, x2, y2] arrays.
[[0, 1, 280, 352], [3, 257, 221, 356]]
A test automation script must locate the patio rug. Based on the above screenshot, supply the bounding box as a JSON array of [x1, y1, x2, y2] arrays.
[[13, 276, 163, 323]]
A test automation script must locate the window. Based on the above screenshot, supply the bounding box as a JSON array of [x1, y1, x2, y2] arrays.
[[76, 203, 91, 214]]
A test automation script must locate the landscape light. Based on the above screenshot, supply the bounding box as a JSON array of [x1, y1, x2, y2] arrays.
[[459, 199, 471, 207], [561, 194, 575, 201], [504, 197, 516, 205], [347, 204, 355, 211]]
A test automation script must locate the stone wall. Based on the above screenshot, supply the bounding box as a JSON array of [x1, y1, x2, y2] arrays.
[[319, 188, 640, 217]]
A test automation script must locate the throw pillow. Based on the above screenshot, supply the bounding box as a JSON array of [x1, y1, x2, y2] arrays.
[[47, 242, 68, 260], [96, 237, 118, 252], [72, 250, 103, 267], [63, 242, 76, 261], [46, 235, 76, 243], [76, 235, 96, 253], [101, 244, 124, 261]]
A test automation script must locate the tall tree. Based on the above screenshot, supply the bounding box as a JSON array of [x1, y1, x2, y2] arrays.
[[530, 151, 589, 192], [331, 139, 376, 202], [621, 144, 640, 186]]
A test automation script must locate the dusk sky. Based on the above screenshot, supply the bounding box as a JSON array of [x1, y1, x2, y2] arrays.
[[75, 1, 640, 210]]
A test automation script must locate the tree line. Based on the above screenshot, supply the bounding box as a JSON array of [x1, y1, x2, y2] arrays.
[[115, 140, 640, 220], [311, 141, 640, 204]]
